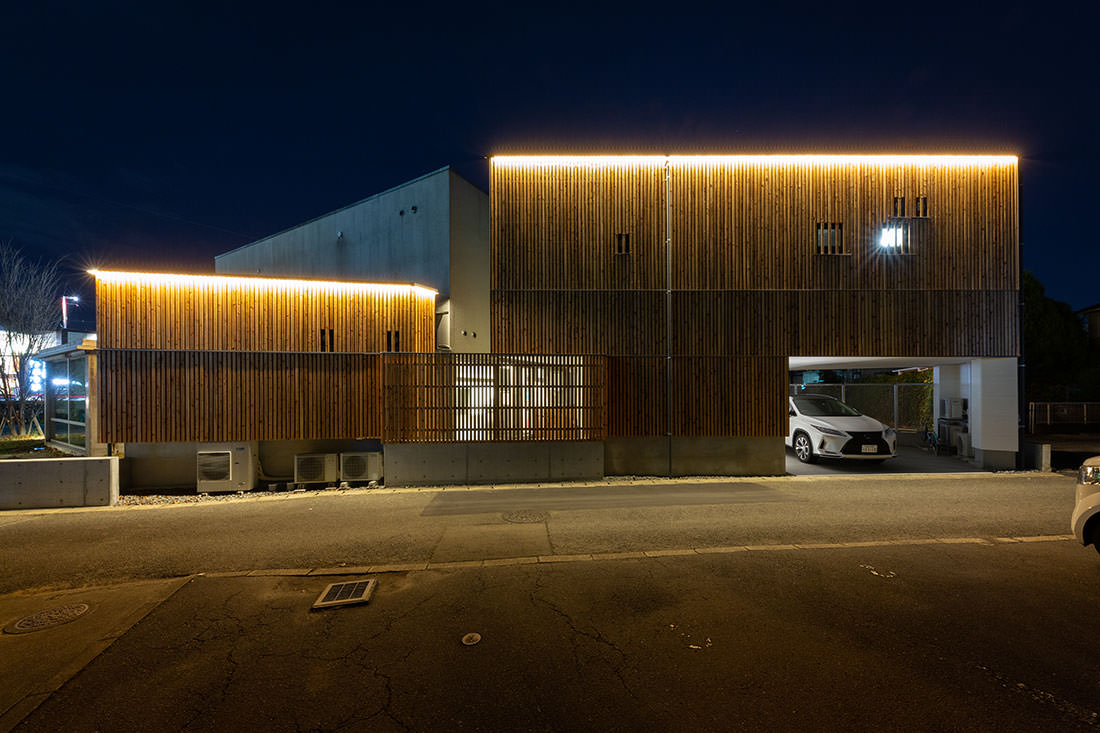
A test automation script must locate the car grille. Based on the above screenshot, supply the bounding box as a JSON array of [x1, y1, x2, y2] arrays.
[[841, 430, 889, 455]]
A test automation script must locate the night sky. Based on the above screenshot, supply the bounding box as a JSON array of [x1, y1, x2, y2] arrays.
[[3, 1, 1095, 330]]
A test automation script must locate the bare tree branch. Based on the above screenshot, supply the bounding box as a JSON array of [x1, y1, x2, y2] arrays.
[[0, 240, 63, 437]]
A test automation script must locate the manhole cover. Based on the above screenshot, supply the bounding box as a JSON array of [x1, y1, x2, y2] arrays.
[[5, 603, 91, 634], [461, 632, 482, 646], [502, 509, 549, 524]]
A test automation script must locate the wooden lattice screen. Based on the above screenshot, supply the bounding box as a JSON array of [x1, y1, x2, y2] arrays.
[[382, 353, 606, 443]]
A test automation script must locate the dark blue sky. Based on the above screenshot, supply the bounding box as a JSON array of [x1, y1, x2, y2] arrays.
[[2, 0, 1095, 322]]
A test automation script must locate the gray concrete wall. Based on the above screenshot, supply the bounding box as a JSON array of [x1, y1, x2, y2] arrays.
[[671, 436, 786, 476], [385, 442, 604, 486], [121, 440, 383, 489], [604, 437, 671, 476], [256, 439, 381, 479], [448, 170, 491, 353], [214, 168, 453, 294], [974, 448, 1018, 471], [605, 436, 786, 477], [1019, 440, 1051, 471], [120, 442, 199, 490], [0, 457, 119, 509]]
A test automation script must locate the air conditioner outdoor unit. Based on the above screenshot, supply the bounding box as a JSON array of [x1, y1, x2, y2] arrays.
[[339, 452, 383, 482], [940, 398, 964, 419], [196, 443, 256, 493], [294, 453, 339, 485]]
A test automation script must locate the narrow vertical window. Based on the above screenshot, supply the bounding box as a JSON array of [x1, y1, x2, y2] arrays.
[[614, 233, 631, 255], [394, 330, 400, 352], [915, 196, 928, 217], [893, 196, 905, 217], [386, 330, 392, 352], [328, 328, 334, 352], [320, 328, 327, 352], [815, 222, 845, 255]]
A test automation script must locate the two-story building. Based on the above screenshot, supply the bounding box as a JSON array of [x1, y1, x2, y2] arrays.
[[54, 154, 1021, 486]]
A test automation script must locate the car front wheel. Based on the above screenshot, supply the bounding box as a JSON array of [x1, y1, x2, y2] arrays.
[[793, 431, 816, 464], [1088, 522, 1100, 556]]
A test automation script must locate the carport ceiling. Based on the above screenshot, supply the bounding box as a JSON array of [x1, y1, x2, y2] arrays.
[[789, 356, 974, 371]]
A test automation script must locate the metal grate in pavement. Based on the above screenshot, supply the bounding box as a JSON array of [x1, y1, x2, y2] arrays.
[[5, 603, 91, 634], [312, 579, 377, 610]]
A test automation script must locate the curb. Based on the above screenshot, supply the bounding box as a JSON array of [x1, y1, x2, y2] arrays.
[[208, 534, 1076, 578]]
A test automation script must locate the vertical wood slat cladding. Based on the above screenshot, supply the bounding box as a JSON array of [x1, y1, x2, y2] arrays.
[[381, 353, 605, 443], [669, 159, 1018, 291], [491, 160, 667, 291], [603, 356, 786, 436], [99, 351, 382, 443], [494, 289, 1017, 358], [606, 357, 665, 436], [492, 158, 1017, 294], [95, 275, 435, 352], [491, 291, 667, 355], [491, 156, 1019, 439], [94, 272, 437, 443], [671, 357, 787, 437]]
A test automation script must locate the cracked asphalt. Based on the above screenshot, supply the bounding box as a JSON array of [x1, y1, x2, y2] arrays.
[[13, 541, 1100, 732], [3, 472, 1099, 731]]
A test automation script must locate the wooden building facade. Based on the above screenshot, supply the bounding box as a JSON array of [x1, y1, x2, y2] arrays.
[[490, 155, 1019, 468], [92, 270, 605, 448], [93, 270, 437, 443]]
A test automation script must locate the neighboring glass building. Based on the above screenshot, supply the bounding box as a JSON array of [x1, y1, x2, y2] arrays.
[[35, 335, 97, 454]]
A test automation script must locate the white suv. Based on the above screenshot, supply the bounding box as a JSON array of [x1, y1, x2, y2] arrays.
[[787, 394, 897, 464], [1071, 456, 1100, 555]]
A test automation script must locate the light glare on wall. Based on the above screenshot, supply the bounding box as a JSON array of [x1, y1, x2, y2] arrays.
[[880, 227, 904, 249], [492, 154, 1019, 168], [88, 269, 438, 300]]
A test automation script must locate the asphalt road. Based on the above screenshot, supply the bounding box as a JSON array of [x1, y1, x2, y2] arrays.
[[0, 472, 1076, 595], [2, 472, 1098, 731], [14, 540, 1100, 731]]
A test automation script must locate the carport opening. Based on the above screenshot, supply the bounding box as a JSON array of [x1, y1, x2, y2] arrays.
[[787, 357, 980, 475]]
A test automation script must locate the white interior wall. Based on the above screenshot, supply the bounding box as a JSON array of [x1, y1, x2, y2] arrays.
[[933, 364, 962, 424], [968, 357, 1019, 454]]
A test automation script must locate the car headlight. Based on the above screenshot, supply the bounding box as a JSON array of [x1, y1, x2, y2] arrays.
[[810, 424, 847, 437], [1079, 466, 1100, 485]]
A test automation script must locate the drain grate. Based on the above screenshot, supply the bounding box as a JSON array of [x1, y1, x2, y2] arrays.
[[502, 509, 549, 524], [312, 579, 377, 610], [5, 602, 91, 634]]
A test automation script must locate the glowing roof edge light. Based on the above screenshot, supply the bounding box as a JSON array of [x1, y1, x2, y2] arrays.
[[491, 154, 1018, 167], [87, 270, 438, 299]]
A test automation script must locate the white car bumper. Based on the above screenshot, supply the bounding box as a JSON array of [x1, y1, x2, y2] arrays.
[[813, 432, 897, 460], [1071, 484, 1100, 545]]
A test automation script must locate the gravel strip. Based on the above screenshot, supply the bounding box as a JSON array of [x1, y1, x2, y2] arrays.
[[116, 487, 371, 505]]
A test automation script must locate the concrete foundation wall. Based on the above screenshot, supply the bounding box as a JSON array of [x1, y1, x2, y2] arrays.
[[385, 442, 604, 486], [0, 457, 119, 509], [1018, 440, 1051, 471], [121, 442, 199, 489], [121, 439, 383, 489], [605, 436, 786, 477], [973, 448, 1018, 471]]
